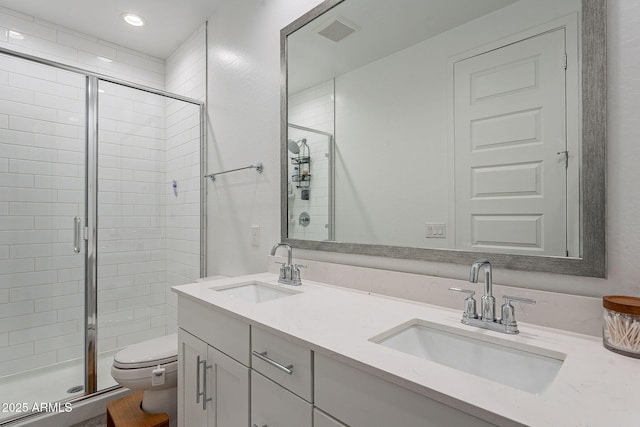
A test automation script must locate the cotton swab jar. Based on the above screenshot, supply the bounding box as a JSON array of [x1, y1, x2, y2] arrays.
[[602, 296, 640, 358]]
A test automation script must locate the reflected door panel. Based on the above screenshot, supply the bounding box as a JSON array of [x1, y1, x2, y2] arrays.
[[454, 29, 568, 256]]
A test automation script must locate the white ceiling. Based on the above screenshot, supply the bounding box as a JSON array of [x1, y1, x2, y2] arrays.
[[0, 0, 220, 58]]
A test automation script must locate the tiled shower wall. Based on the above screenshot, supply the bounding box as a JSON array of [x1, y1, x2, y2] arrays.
[[164, 24, 206, 332], [97, 81, 168, 352], [0, 6, 204, 377], [0, 57, 85, 376]]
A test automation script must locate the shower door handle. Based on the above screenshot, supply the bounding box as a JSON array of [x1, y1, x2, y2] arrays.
[[73, 216, 82, 253]]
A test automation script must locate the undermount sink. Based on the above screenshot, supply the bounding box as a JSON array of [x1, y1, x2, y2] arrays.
[[371, 319, 565, 394], [212, 281, 301, 303]]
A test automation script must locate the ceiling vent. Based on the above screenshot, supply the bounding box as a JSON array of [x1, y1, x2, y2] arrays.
[[317, 18, 358, 43]]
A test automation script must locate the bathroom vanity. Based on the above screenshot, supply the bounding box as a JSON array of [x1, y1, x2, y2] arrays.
[[173, 274, 640, 427]]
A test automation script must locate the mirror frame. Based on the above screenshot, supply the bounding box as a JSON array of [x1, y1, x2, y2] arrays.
[[280, 0, 606, 278]]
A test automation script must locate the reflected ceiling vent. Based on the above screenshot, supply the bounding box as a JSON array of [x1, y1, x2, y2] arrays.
[[317, 18, 359, 43]]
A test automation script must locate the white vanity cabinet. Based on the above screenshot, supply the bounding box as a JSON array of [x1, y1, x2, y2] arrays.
[[178, 329, 249, 427], [177, 298, 250, 427], [175, 284, 498, 427]]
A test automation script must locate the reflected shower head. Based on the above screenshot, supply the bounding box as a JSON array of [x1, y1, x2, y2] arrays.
[[288, 139, 300, 154]]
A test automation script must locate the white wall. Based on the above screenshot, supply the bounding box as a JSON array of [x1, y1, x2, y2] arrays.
[[206, 0, 640, 300], [205, 0, 325, 276]]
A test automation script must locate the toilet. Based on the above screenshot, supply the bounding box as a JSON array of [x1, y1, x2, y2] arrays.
[[111, 333, 178, 424]]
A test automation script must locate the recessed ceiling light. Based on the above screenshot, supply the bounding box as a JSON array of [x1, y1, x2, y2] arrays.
[[8, 30, 24, 40], [122, 13, 145, 27], [97, 56, 113, 63]]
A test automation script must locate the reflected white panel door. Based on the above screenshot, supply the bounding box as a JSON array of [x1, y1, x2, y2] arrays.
[[454, 29, 568, 256]]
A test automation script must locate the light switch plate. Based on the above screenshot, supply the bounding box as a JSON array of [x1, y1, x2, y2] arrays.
[[251, 225, 260, 246]]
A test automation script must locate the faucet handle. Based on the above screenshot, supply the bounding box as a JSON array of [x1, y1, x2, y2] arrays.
[[449, 287, 475, 295], [290, 264, 306, 286], [502, 295, 536, 305], [449, 287, 478, 319], [500, 295, 536, 333], [273, 261, 288, 280]]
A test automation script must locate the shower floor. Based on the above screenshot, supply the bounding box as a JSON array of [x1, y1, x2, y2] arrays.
[[0, 352, 118, 423]]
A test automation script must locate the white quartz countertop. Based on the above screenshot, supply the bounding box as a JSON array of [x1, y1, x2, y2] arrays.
[[172, 273, 640, 427]]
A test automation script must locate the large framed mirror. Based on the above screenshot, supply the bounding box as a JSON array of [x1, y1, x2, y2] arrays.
[[280, 0, 605, 277]]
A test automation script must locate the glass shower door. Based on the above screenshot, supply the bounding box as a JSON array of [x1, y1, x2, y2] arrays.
[[0, 55, 87, 420], [95, 80, 202, 388]]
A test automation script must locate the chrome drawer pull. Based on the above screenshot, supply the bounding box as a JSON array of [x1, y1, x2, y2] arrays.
[[201, 358, 212, 410], [196, 356, 212, 409], [252, 350, 293, 375], [196, 355, 202, 404]]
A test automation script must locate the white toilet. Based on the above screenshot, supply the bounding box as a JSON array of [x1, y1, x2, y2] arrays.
[[111, 333, 178, 424]]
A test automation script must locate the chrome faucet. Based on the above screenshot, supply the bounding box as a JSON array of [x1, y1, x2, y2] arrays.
[[450, 260, 535, 334], [469, 259, 495, 322], [270, 242, 304, 286]]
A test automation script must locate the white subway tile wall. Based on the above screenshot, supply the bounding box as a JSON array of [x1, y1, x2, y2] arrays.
[[0, 55, 85, 377], [287, 80, 334, 241], [97, 81, 168, 353], [0, 5, 205, 385], [164, 24, 205, 333]]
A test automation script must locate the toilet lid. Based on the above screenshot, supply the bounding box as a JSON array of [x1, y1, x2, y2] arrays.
[[113, 333, 177, 369]]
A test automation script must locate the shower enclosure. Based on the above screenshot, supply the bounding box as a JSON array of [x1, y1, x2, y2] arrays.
[[287, 123, 334, 241], [0, 49, 204, 424]]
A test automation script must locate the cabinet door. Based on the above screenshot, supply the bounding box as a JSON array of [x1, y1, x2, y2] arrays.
[[251, 371, 312, 427], [207, 345, 250, 426], [178, 328, 208, 427]]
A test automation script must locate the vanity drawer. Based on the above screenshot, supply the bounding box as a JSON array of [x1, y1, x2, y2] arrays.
[[251, 326, 313, 402], [178, 297, 250, 366], [251, 370, 312, 427], [314, 408, 348, 427], [315, 353, 496, 427]]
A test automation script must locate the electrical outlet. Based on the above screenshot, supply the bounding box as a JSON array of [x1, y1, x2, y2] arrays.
[[251, 225, 260, 247], [425, 222, 446, 238]]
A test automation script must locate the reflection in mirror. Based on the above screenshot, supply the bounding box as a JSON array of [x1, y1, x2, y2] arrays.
[[282, 0, 606, 277], [287, 121, 335, 241]]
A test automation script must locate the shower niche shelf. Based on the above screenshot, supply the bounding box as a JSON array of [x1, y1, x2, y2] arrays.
[[291, 156, 311, 188]]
